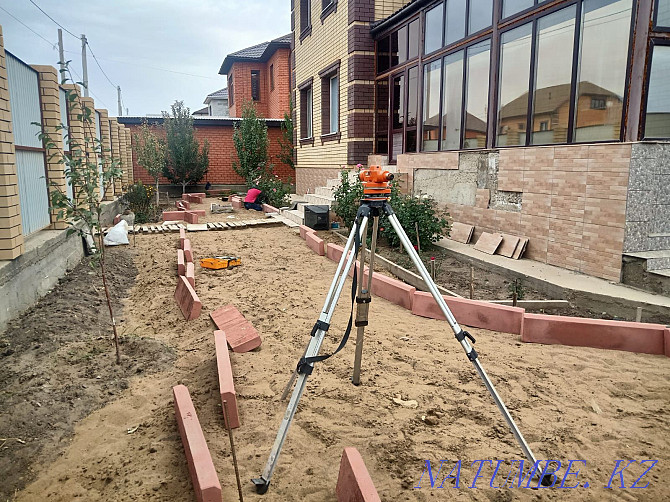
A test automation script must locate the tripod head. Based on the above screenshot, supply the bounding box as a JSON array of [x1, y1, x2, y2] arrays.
[[359, 165, 394, 201]]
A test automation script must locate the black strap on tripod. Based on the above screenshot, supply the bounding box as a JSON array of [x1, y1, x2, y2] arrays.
[[296, 211, 364, 376]]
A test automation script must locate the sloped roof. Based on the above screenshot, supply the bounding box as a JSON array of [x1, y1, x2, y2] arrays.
[[193, 106, 209, 115], [371, 0, 423, 37], [204, 88, 228, 104], [219, 34, 291, 75], [500, 82, 622, 120]]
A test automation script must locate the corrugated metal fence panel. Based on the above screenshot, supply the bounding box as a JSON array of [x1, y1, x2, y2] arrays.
[[6, 52, 42, 148], [16, 150, 51, 235], [96, 111, 104, 198], [59, 87, 69, 147]]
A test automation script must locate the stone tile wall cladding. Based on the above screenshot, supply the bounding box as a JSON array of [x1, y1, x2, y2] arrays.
[[293, 0, 404, 194], [393, 143, 659, 282]]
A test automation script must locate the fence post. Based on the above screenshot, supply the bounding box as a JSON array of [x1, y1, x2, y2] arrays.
[[32, 65, 68, 230], [124, 128, 133, 185], [116, 122, 127, 189], [0, 25, 24, 259], [61, 83, 85, 205], [108, 117, 120, 196], [96, 108, 114, 201]]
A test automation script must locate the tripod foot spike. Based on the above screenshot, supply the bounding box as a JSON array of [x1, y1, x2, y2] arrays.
[[540, 471, 557, 487], [252, 477, 270, 494]]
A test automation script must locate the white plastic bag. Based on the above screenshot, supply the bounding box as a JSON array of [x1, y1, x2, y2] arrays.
[[104, 220, 129, 246]]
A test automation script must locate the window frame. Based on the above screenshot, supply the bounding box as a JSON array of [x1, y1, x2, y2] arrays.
[[653, 0, 670, 30], [251, 70, 261, 101], [300, 0, 312, 40], [228, 73, 234, 106], [318, 60, 341, 141], [298, 77, 314, 143], [270, 64, 275, 91], [321, 0, 338, 22], [642, 38, 670, 139]]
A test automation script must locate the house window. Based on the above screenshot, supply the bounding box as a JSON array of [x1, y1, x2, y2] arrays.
[[590, 98, 606, 110], [300, 84, 313, 139], [540, 121, 549, 131], [464, 40, 490, 149], [469, 0, 493, 34], [321, 65, 340, 136], [251, 71, 261, 101], [300, 0, 311, 33], [424, 3, 444, 55], [503, 0, 534, 19], [270, 64, 275, 91], [644, 44, 670, 138], [446, 0, 467, 46], [655, 0, 670, 28], [228, 74, 234, 106]]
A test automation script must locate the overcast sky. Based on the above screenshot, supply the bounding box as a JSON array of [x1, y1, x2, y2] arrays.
[[0, 0, 290, 116]]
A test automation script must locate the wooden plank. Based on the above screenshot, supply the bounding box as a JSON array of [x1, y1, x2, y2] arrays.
[[474, 232, 503, 255]]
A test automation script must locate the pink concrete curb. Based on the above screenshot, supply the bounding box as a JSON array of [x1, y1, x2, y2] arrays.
[[522, 314, 666, 355], [184, 211, 199, 224], [177, 249, 185, 276], [412, 292, 525, 335], [210, 305, 262, 352], [163, 210, 184, 221], [360, 268, 416, 311], [326, 243, 345, 262], [299, 224, 315, 240], [179, 228, 186, 249], [306, 232, 325, 256], [230, 196, 243, 209], [214, 331, 240, 429], [183, 239, 193, 262], [178, 200, 191, 210], [665, 328, 670, 358], [262, 203, 279, 213], [175, 276, 202, 321], [186, 262, 195, 287], [336, 447, 381, 502], [173, 384, 222, 502]]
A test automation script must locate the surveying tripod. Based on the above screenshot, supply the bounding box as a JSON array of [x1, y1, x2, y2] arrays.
[[253, 166, 553, 494]]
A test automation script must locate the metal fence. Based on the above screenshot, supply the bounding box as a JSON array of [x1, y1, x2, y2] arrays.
[[6, 51, 51, 236]]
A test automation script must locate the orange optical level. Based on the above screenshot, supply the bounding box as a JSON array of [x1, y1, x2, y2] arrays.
[[359, 165, 394, 199]]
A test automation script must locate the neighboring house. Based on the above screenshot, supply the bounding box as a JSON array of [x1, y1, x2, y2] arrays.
[[291, 0, 670, 287], [218, 34, 291, 119], [192, 106, 209, 116], [204, 88, 229, 117]]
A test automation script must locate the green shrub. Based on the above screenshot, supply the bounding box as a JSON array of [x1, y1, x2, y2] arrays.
[[331, 168, 450, 250], [122, 181, 154, 223], [257, 174, 292, 208]]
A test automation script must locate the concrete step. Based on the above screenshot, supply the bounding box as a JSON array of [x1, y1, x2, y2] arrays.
[[280, 208, 304, 226], [650, 268, 670, 278], [326, 178, 341, 189], [269, 212, 300, 228], [625, 250, 670, 271], [304, 193, 334, 206], [315, 186, 335, 197], [646, 234, 670, 251]]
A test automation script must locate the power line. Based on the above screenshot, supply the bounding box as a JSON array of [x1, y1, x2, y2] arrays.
[[85, 41, 117, 89], [28, 0, 78, 39], [0, 5, 56, 48]]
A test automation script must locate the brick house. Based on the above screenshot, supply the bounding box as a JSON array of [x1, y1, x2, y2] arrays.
[[219, 34, 292, 119], [291, 0, 670, 287]]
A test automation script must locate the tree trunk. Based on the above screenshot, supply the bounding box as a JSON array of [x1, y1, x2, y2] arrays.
[[97, 222, 121, 364], [155, 179, 160, 208], [182, 181, 187, 195]]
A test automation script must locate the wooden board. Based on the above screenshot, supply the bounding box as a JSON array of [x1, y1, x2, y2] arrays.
[[450, 222, 475, 244], [474, 232, 503, 255], [512, 238, 529, 260], [497, 234, 521, 258]]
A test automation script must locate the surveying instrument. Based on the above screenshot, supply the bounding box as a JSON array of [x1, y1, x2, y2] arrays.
[[253, 166, 554, 494]]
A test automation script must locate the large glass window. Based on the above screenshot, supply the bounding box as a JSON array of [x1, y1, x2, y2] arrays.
[[422, 60, 442, 151], [503, 0, 534, 19], [657, 0, 670, 27], [469, 0, 493, 35], [406, 66, 419, 152], [445, 0, 467, 46], [425, 3, 444, 55], [376, 80, 389, 153], [464, 40, 490, 149], [397, 25, 408, 64], [330, 75, 339, 133], [300, 85, 313, 139], [408, 19, 420, 59], [442, 52, 464, 149], [391, 74, 405, 161], [497, 24, 532, 146], [574, 0, 632, 142], [531, 6, 576, 145], [645, 45, 670, 138], [377, 37, 390, 73]]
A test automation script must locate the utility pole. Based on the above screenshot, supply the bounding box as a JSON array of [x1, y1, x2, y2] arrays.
[[57, 29, 65, 84], [81, 34, 89, 97], [117, 86, 122, 116]]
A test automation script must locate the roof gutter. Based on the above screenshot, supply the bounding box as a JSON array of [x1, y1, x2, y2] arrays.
[[369, 0, 428, 38]]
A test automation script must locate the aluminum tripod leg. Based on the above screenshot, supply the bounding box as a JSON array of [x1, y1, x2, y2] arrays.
[[385, 210, 542, 471], [253, 215, 369, 494], [352, 216, 379, 386]]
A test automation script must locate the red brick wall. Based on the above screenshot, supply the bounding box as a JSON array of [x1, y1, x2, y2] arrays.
[[267, 48, 291, 119], [126, 123, 294, 186]]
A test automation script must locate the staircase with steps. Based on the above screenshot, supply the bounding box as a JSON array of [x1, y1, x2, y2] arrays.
[[280, 178, 340, 226]]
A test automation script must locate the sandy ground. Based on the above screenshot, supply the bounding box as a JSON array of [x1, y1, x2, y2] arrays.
[[13, 201, 670, 501]]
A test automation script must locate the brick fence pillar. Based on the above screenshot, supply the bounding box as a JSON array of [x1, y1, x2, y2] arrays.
[[0, 25, 24, 259], [96, 108, 114, 200], [61, 84, 85, 205], [80, 96, 100, 200], [124, 128, 133, 184], [117, 122, 128, 188], [33, 65, 68, 229], [108, 117, 120, 195]]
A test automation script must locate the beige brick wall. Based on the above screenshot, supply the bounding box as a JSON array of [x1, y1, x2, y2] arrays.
[[0, 25, 24, 259], [124, 128, 133, 186], [108, 117, 121, 194], [32, 65, 68, 230], [375, 0, 411, 19], [117, 122, 128, 187], [96, 109, 114, 200], [404, 143, 633, 282]]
